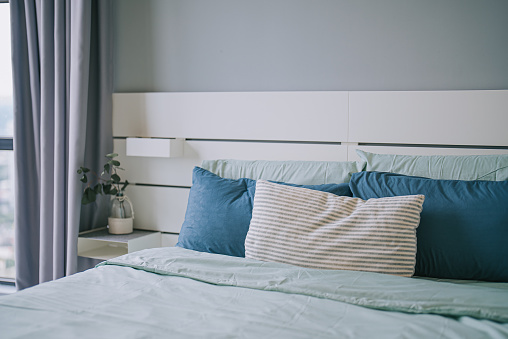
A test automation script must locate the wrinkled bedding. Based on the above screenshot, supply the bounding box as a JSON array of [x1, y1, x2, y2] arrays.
[[1, 247, 507, 338]]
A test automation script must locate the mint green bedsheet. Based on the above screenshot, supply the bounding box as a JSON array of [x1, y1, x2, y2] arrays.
[[1, 247, 507, 338], [202, 159, 364, 184]]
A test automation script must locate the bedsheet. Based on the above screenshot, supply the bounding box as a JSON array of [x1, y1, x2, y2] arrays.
[[1, 247, 507, 338]]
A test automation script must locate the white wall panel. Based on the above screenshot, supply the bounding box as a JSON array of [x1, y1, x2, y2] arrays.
[[128, 185, 189, 233], [113, 92, 349, 142], [114, 139, 197, 187], [115, 139, 348, 186], [184, 141, 347, 162], [348, 90, 508, 146]]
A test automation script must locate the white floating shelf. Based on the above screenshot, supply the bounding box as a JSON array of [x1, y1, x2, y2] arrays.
[[126, 137, 184, 158], [78, 228, 162, 260]]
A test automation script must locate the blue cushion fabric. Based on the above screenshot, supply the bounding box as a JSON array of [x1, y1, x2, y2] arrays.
[[349, 171, 508, 282], [177, 167, 352, 257]]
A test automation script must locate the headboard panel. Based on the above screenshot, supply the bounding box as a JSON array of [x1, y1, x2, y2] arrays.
[[115, 140, 347, 187], [113, 91, 349, 142], [349, 90, 508, 146], [112, 90, 508, 244]]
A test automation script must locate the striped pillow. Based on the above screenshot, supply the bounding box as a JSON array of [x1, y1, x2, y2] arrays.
[[245, 180, 425, 277]]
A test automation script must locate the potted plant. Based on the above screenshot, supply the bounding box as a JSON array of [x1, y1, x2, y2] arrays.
[[78, 153, 134, 234]]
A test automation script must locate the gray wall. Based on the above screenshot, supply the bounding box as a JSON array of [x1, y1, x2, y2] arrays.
[[114, 0, 508, 92]]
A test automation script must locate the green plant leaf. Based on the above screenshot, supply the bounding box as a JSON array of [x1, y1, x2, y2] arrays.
[[103, 163, 110, 174], [110, 188, 118, 196], [81, 187, 96, 205], [81, 194, 90, 205], [102, 184, 112, 194], [94, 184, 102, 194], [80, 174, 88, 183], [106, 153, 118, 158], [121, 180, 129, 191], [82, 167, 90, 173], [87, 187, 97, 203], [77, 168, 82, 174], [111, 174, 121, 183], [111, 160, 121, 166]]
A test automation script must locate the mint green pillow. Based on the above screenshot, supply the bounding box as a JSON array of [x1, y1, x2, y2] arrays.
[[201, 159, 364, 185], [357, 150, 508, 181]]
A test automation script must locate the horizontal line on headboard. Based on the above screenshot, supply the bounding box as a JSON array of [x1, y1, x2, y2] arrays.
[[113, 136, 182, 140], [359, 143, 508, 150], [114, 136, 508, 150], [185, 138, 342, 145], [132, 183, 191, 189], [113, 136, 341, 145]]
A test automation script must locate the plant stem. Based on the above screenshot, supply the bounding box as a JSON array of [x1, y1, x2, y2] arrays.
[[85, 169, 120, 193]]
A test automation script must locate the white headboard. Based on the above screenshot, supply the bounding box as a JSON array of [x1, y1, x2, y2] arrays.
[[112, 90, 508, 245]]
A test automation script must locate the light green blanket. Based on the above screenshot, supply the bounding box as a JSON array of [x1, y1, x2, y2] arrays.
[[100, 247, 508, 322], [1, 247, 507, 338]]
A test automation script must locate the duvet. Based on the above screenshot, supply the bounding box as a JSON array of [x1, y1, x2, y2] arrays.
[[1, 247, 507, 338]]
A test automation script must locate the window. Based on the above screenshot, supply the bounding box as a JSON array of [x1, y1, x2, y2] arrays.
[[0, 1, 15, 281]]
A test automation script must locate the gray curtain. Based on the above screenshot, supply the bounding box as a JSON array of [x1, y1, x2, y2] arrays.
[[10, 0, 113, 290]]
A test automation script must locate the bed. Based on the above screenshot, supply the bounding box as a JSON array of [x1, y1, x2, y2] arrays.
[[1, 90, 508, 338], [1, 247, 507, 338], [2, 156, 508, 338]]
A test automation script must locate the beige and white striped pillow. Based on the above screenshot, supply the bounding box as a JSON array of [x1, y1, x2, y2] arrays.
[[245, 180, 425, 277]]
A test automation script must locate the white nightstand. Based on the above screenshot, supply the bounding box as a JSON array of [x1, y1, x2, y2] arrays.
[[78, 228, 161, 260]]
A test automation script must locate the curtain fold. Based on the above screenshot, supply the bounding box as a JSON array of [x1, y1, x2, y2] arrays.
[[11, 0, 113, 290]]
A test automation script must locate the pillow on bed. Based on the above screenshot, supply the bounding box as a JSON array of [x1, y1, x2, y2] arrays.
[[176, 167, 352, 257], [245, 180, 425, 277], [356, 150, 508, 181], [349, 171, 508, 282], [202, 159, 364, 184]]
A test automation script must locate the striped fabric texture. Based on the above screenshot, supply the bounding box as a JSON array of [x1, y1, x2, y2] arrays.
[[245, 180, 425, 277]]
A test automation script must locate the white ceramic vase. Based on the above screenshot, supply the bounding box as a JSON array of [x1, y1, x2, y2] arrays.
[[108, 217, 133, 234], [108, 193, 134, 234]]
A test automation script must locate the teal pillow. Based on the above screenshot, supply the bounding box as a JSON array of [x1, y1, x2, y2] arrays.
[[202, 159, 364, 185], [350, 171, 508, 282], [356, 150, 508, 181], [177, 167, 353, 257]]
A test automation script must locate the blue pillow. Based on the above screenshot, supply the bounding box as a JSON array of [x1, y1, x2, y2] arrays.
[[177, 167, 352, 257], [349, 171, 508, 282]]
